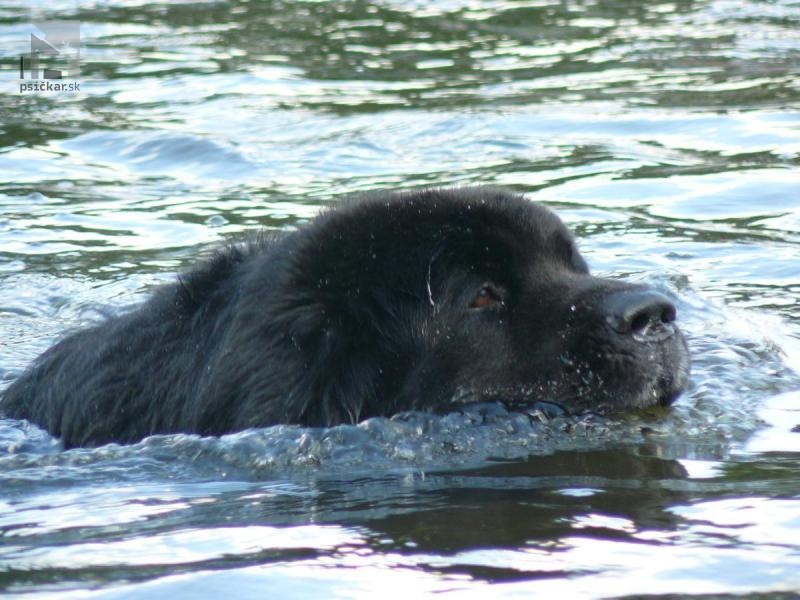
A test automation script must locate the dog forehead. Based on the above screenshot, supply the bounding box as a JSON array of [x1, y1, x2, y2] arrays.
[[302, 189, 575, 279], [287, 189, 581, 300]]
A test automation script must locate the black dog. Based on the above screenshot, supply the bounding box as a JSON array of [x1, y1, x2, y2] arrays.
[[1, 188, 690, 448]]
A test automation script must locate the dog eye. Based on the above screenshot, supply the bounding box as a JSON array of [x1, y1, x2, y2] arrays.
[[469, 284, 503, 309]]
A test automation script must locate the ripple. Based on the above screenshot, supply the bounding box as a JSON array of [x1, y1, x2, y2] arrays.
[[59, 131, 257, 180]]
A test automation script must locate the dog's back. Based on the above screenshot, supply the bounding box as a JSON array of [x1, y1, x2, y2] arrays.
[[0, 233, 288, 447]]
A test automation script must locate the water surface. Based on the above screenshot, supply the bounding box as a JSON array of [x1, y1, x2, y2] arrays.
[[1, 1, 800, 597]]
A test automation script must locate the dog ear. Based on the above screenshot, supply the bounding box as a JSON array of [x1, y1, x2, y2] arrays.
[[275, 295, 382, 427]]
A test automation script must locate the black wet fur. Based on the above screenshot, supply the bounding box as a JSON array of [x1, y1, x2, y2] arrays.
[[0, 188, 690, 448]]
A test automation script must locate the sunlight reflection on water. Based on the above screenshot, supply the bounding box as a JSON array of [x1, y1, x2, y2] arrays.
[[1, 0, 799, 597]]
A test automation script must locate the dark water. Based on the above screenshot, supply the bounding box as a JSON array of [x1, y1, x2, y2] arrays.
[[2, 0, 800, 597]]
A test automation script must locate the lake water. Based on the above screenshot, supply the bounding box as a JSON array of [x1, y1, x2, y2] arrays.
[[1, 0, 800, 597]]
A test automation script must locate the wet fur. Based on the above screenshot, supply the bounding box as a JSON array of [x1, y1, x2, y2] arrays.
[[1, 188, 689, 448]]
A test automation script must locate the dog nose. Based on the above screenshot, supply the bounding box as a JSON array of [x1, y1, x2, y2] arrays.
[[603, 290, 677, 336]]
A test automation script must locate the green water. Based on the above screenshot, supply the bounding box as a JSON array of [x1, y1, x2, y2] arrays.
[[1, 1, 800, 597]]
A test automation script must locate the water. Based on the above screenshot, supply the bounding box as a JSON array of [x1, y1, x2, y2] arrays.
[[1, 0, 800, 597]]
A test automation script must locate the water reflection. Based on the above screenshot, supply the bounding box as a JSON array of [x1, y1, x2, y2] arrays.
[[360, 449, 688, 554], [1, 0, 799, 596]]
